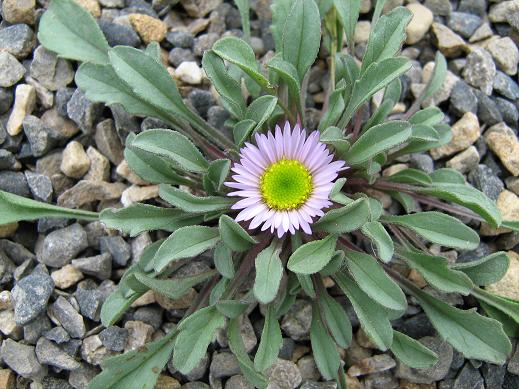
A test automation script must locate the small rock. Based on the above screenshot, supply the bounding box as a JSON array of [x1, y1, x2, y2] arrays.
[[25, 171, 53, 203], [432, 23, 466, 57], [155, 288, 196, 310], [181, 0, 222, 17], [0, 24, 36, 60], [38, 223, 88, 268], [0, 309, 22, 339], [508, 346, 519, 375], [0, 369, 16, 389], [43, 326, 70, 344], [0, 339, 42, 379], [11, 271, 54, 325], [210, 352, 240, 379], [445, 146, 479, 173], [449, 80, 477, 117], [100, 236, 131, 267], [462, 48, 496, 95], [469, 22, 493, 43], [396, 336, 453, 384], [74, 0, 101, 17], [124, 320, 154, 352], [166, 31, 194, 48], [128, 14, 167, 43], [482, 363, 506, 388], [406, 4, 433, 44], [489, 1, 518, 24], [121, 184, 159, 206], [30, 46, 74, 91], [23, 313, 51, 345], [84, 146, 110, 182], [49, 296, 86, 339], [297, 356, 320, 381], [94, 119, 124, 165], [35, 337, 81, 371], [447, 12, 481, 38], [99, 326, 128, 352], [156, 375, 182, 389], [193, 33, 219, 57], [0, 52, 25, 87], [61, 141, 91, 179], [431, 112, 480, 159], [468, 165, 504, 201], [2, 0, 35, 24], [75, 281, 104, 321], [169, 47, 196, 67], [424, 0, 451, 16], [57, 180, 126, 208], [81, 335, 116, 365], [0, 290, 12, 310], [99, 19, 141, 47], [348, 354, 396, 377], [6, 84, 36, 136], [116, 159, 148, 185], [496, 97, 519, 127], [281, 300, 312, 341], [485, 122, 519, 176], [486, 37, 519, 76], [188, 89, 215, 118], [51, 265, 84, 289], [267, 359, 302, 389], [0, 171, 30, 197], [458, 0, 486, 17], [175, 61, 204, 85], [22, 115, 57, 157], [486, 251, 519, 300], [72, 253, 112, 280], [354, 21, 371, 44], [475, 91, 503, 126], [224, 375, 253, 389], [66, 89, 103, 134], [454, 363, 484, 388], [492, 73, 519, 101]]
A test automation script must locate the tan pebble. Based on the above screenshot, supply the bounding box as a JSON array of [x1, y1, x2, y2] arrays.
[[130, 290, 156, 308], [74, 0, 101, 17], [430, 112, 479, 159], [0, 223, 18, 238], [51, 265, 84, 289], [0, 369, 16, 389], [485, 251, 519, 300], [485, 122, 519, 176], [128, 14, 167, 44], [0, 291, 12, 310], [2, 0, 35, 24], [61, 141, 91, 179], [431, 23, 466, 57], [84, 146, 110, 182], [155, 288, 197, 310], [406, 3, 433, 45], [7, 84, 36, 136], [481, 190, 519, 236], [121, 185, 159, 206]]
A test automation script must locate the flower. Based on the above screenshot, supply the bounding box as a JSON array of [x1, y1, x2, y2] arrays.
[[226, 121, 346, 237]]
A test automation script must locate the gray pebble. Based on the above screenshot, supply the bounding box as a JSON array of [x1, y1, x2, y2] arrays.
[[25, 171, 53, 202], [67, 89, 104, 134], [23, 313, 52, 344], [166, 31, 194, 48], [458, 0, 487, 17], [447, 12, 482, 38], [0, 149, 17, 170], [38, 223, 88, 268], [100, 235, 131, 267], [462, 48, 496, 96], [134, 306, 163, 330], [495, 97, 519, 127], [75, 281, 104, 321], [210, 352, 241, 379], [11, 271, 54, 325], [169, 47, 195, 67], [22, 115, 57, 157], [0, 171, 30, 196], [0, 24, 36, 59], [0, 87, 13, 115], [36, 337, 81, 370], [43, 326, 71, 344], [55, 87, 75, 117], [453, 362, 484, 389], [449, 80, 477, 117], [475, 91, 503, 126], [493, 71, 519, 100], [468, 164, 504, 201], [188, 89, 215, 118], [49, 296, 86, 339], [99, 19, 141, 47], [99, 326, 128, 352], [0, 51, 25, 87], [72, 253, 112, 280], [0, 338, 43, 379], [30, 45, 74, 91]]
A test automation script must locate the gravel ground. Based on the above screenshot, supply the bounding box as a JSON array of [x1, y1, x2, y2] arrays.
[[0, 0, 519, 388]]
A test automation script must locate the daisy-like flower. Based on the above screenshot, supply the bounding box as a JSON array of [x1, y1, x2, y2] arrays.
[[226, 121, 346, 238]]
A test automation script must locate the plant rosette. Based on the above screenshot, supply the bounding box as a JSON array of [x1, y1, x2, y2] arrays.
[[1, 0, 518, 388]]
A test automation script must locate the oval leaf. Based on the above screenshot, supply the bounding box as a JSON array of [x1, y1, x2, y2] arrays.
[[254, 241, 283, 305], [287, 235, 337, 274]]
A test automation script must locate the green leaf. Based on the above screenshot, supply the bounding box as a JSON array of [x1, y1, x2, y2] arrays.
[[282, 0, 321, 80], [144, 41, 161, 62], [159, 185, 234, 213], [319, 288, 352, 348], [233, 119, 257, 146], [88, 331, 176, 389], [480, 300, 519, 338], [203, 51, 246, 119], [268, 56, 303, 118], [334, 0, 361, 50], [314, 197, 370, 233], [344, 249, 407, 311], [387, 191, 419, 213], [212, 37, 272, 91], [245, 95, 278, 135], [108, 46, 195, 124], [399, 248, 474, 295], [451, 252, 509, 286], [173, 306, 226, 374], [320, 250, 345, 276], [361, 221, 394, 262], [429, 168, 465, 184], [38, 0, 109, 64], [412, 284, 511, 364], [100, 204, 203, 237], [345, 121, 411, 165], [214, 242, 235, 279], [154, 226, 220, 271], [362, 99, 394, 131], [228, 318, 268, 388], [319, 87, 346, 130], [362, 7, 413, 72], [234, 0, 251, 42], [0, 190, 98, 224], [254, 305, 283, 371], [287, 235, 337, 274], [75, 64, 169, 121], [382, 212, 480, 250], [335, 273, 393, 350], [417, 183, 502, 228], [502, 220, 519, 232], [409, 107, 444, 126], [339, 57, 411, 127], [124, 137, 193, 185], [472, 288, 519, 327], [419, 51, 447, 103], [386, 168, 432, 186], [130, 129, 209, 173], [390, 331, 439, 369], [219, 215, 258, 252], [395, 124, 452, 156], [127, 270, 216, 300], [207, 159, 231, 192], [216, 300, 249, 319], [297, 273, 316, 298], [408, 124, 440, 142], [271, 0, 292, 52], [100, 239, 162, 326], [310, 302, 341, 380], [254, 240, 283, 304]]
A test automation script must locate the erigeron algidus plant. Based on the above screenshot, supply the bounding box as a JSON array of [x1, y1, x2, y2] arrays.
[[1, 0, 519, 388]]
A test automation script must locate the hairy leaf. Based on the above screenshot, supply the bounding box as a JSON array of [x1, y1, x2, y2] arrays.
[[219, 215, 258, 252], [255, 305, 283, 371], [390, 331, 438, 369], [214, 242, 235, 279], [319, 288, 352, 348], [314, 198, 370, 233], [451, 252, 509, 286], [310, 302, 341, 380], [361, 221, 394, 262], [254, 240, 283, 304], [287, 235, 337, 274], [159, 185, 234, 213]]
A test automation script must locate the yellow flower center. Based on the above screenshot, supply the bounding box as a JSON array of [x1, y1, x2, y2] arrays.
[[260, 159, 313, 210]]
